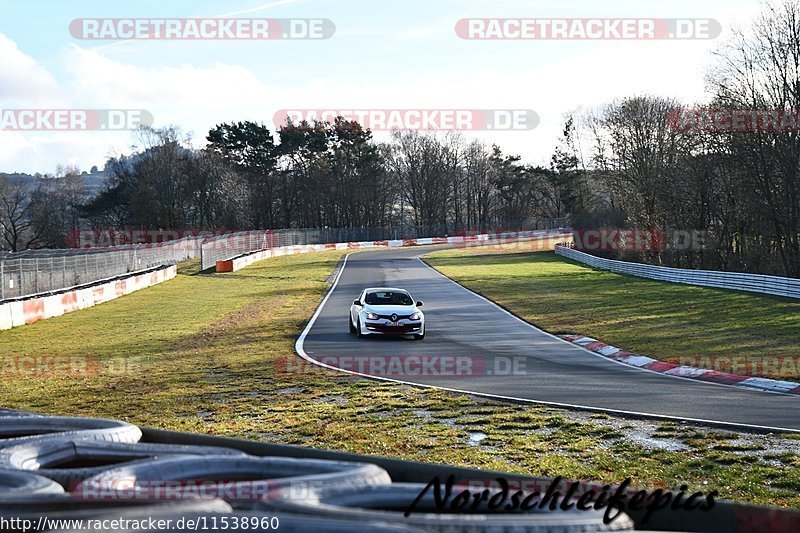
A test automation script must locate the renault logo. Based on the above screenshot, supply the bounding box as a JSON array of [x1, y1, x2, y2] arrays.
[[391, 314, 398, 321]]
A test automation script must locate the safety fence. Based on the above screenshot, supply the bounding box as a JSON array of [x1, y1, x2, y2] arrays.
[[0, 238, 201, 301], [199, 220, 569, 271], [216, 230, 574, 273], [200, 231, 273, 271], [0, 264, 177, 331], [555, 244, 800, 300], [0, 220, 570, 300]]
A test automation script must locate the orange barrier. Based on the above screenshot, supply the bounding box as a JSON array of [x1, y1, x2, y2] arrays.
[[216, 259, 235, 272]]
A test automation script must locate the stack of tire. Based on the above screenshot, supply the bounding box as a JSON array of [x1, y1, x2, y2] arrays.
[[0, 410, 634, 532]]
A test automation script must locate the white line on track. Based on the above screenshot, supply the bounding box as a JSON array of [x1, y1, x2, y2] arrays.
[[419, 257, 796, 397], [294, 250, 800, 434]]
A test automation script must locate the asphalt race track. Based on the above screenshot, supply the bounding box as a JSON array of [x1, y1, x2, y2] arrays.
[[297, 246, 800, 432]]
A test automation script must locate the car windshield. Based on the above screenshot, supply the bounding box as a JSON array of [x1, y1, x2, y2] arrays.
[[364, 291, 413, 306]]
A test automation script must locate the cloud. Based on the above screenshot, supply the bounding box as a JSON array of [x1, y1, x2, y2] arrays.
[[0, 33, 61, 103], [63, 44, 273, 111], [0, 35, 280, 173], [0, 0, 761, 173]]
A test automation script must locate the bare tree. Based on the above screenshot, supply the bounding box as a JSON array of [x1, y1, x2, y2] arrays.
[[706, 0, 800, 276], [0, 176, 37, 251], [28, 168, 87, 248]]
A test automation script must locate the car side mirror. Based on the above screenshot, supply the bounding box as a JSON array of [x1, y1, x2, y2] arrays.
[[416, 301, 423, 307], [353, 300, 361, 306]]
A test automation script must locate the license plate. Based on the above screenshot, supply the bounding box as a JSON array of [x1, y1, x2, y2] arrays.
[[386, 322, 404, 327]]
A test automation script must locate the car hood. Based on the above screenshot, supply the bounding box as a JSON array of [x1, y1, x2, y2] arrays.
[[363, 304, 418, 315]]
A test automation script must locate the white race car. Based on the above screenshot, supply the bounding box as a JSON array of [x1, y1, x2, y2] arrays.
[[349, 287, 425, 340]]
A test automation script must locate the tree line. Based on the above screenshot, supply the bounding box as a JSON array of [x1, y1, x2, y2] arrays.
[[2, 0, 798, 278], [567, 0, 800, 277], [7, 121, 573, 251]]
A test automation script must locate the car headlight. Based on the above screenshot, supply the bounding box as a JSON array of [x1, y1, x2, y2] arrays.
[[409, 313, 420, 320], [365, 312, 379, 320]]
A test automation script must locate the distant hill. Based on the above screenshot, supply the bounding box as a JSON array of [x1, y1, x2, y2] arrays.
[[0, 170, 109, 196]]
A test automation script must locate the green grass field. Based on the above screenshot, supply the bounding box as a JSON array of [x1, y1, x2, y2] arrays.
[[425, 248, 800, 381], [0, 249, 799, 509]]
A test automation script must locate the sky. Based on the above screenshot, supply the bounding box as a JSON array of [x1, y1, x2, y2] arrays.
[[0, 0, 765, 174]]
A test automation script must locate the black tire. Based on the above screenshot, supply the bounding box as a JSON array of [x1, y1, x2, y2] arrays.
[[76, 455, 391, 509], [0, 470, 64, 496], [262, 483, 635, 532], [0, 416, 142, 449], [356, 318, 365, 338], [349, 316, 356, 333], [0, 438, 248, 487], [0, 494, 232, 520]]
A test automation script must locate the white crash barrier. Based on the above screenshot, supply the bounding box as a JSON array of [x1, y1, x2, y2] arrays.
[[555, 245, 800, 300], [0, 265, 177, 331]]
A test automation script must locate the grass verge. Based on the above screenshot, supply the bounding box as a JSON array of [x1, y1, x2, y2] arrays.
[[425, 248, 800, 381], [0, 249, 798, 509]]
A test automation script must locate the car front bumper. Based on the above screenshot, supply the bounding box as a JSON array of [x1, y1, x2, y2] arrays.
[[364, 322, 423, 335]]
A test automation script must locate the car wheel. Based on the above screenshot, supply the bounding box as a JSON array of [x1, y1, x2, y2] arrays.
[[413, 332, 425, 340], [349, 316, 356, 333], [356, 318, 365, 338]]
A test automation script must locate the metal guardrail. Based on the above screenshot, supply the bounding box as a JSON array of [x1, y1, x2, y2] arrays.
[[199, 231, 272, 271], [555, 245, 800, 300], [0, 220, 571, 299], [200, 221, 570, 271]]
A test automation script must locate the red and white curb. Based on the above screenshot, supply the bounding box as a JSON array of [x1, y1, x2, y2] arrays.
[[561, 335, 800, 395]]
